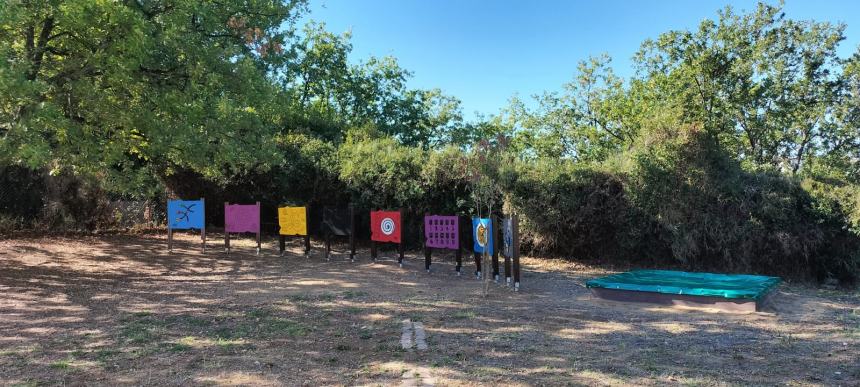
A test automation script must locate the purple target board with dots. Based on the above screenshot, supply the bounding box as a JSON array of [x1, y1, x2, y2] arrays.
[[225, 203, 260, 233], [424, 215, 459, 250]]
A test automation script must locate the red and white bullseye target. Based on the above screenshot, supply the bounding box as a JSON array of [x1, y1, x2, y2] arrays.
[[371, 210, 401, 243], [380, 217, 395, 235]]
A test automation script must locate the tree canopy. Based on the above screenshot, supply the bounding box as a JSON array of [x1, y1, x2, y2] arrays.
[[503, 3, 858, 183], [1, 1, 859, 281], [0, 0, 466, 195]]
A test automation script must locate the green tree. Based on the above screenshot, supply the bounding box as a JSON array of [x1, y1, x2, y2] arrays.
[[505, 55, 646, 161], [635, 2, 848, 174], [0, 0, 307, 195], [285, 23, 464, 146]]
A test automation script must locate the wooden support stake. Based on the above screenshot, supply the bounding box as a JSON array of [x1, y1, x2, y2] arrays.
[[422, 212, 430, 272], [255, 202, 261, 255], [504, 217, 512, 284], [371, 208, 380, 262], [225, 231, 230, 254], [201, 198, 206, 252], [304, 206, 311, 256], [455, 216, 464, 275], [424, 247, 432, 272], [492, 216, 500, 282], [279, 235, 286, 257], [398, 208, 404, 267], [224, 202, 230, 254], [349, 205, 356, 261], [512, 214, 521, 291], [168, 226, 173, 252]]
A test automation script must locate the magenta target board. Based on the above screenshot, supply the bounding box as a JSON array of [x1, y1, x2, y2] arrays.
[[225, 203, 260, 233], [425, 215, 459, 250]]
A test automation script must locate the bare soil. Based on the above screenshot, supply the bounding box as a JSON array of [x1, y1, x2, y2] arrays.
[[1, 233, 858, 386]]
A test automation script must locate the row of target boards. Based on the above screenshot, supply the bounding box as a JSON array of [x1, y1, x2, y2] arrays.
[[167, 199, 522, 289]]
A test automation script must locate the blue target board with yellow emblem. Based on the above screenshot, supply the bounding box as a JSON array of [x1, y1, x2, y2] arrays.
[[472, 217, 494, 255]]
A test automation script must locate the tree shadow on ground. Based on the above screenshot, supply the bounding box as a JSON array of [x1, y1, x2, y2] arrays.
[[0, 234, 858, 386]]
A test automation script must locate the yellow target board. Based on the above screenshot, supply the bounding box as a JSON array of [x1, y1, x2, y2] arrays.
[[278, 206, 307, 236]]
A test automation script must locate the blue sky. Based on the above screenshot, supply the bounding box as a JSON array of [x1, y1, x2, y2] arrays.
[[301, 0, 860, 120]]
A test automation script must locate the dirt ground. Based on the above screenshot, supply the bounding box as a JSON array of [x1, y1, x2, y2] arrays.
[[0, 233, 858, 386]]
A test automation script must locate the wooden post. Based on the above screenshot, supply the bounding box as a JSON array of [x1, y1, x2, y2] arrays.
[[492, 216, 500, 282], [512, 214, 521, 291], [371, 208, 379, 262], [398, 208, 404, 267], [304, 206, 311, 256], [201, 198, 206, 252], [423, 212, 431, 272], [279, 235, 286, 256], [349, 205, 356, 261], [224, 202, 230, 254], [424, 247, 432, 272], [255, 202, 261, 255], [168, 226, 173, 252], [455, 216, 463, 275], [504, 217, 512, 285], [325, 233, 332, 260], [225, 231, 230, 254], [277, 206, 285, 257]]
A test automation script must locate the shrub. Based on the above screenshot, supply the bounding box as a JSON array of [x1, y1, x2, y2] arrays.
[[0, 165, 46, 225], [503, 158, 650, 260], [338, 136, 426, 210], [2, 128, 857, 284], [419, 146, 472, 215], [623, 126, 859, 282], [272, 133, 345, 206], [500, 126, 860, 284]]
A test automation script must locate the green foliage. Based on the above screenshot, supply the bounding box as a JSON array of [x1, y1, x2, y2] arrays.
[[286, 22, 464, 147], [502, 126, 860, 282], [1, 1, 857, 283], [624, 126, 857, 280], [503, 158, 644, 259], [0, 0, 306, 193], [420, 146, 471, 215], [507, 2, 857, 178], [273, 133, 344, 205], [338, 136, 425, 209], [0, 165, 45, 224], [506, 55, 641, 160], [635, 3, 849, 174]]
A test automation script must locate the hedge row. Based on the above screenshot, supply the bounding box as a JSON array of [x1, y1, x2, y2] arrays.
[[2, 130, 858, 284]]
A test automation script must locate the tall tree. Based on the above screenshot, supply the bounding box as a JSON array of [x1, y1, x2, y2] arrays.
[[635, 2, 848, 173], [0, 0, 306, 194], [504, 55, 647, 161]]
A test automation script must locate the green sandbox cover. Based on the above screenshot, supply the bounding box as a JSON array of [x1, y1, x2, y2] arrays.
[[586, 270, 781, 300]]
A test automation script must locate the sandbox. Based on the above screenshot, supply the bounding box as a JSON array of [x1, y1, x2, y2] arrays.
[[586, 270, 781, 312]]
